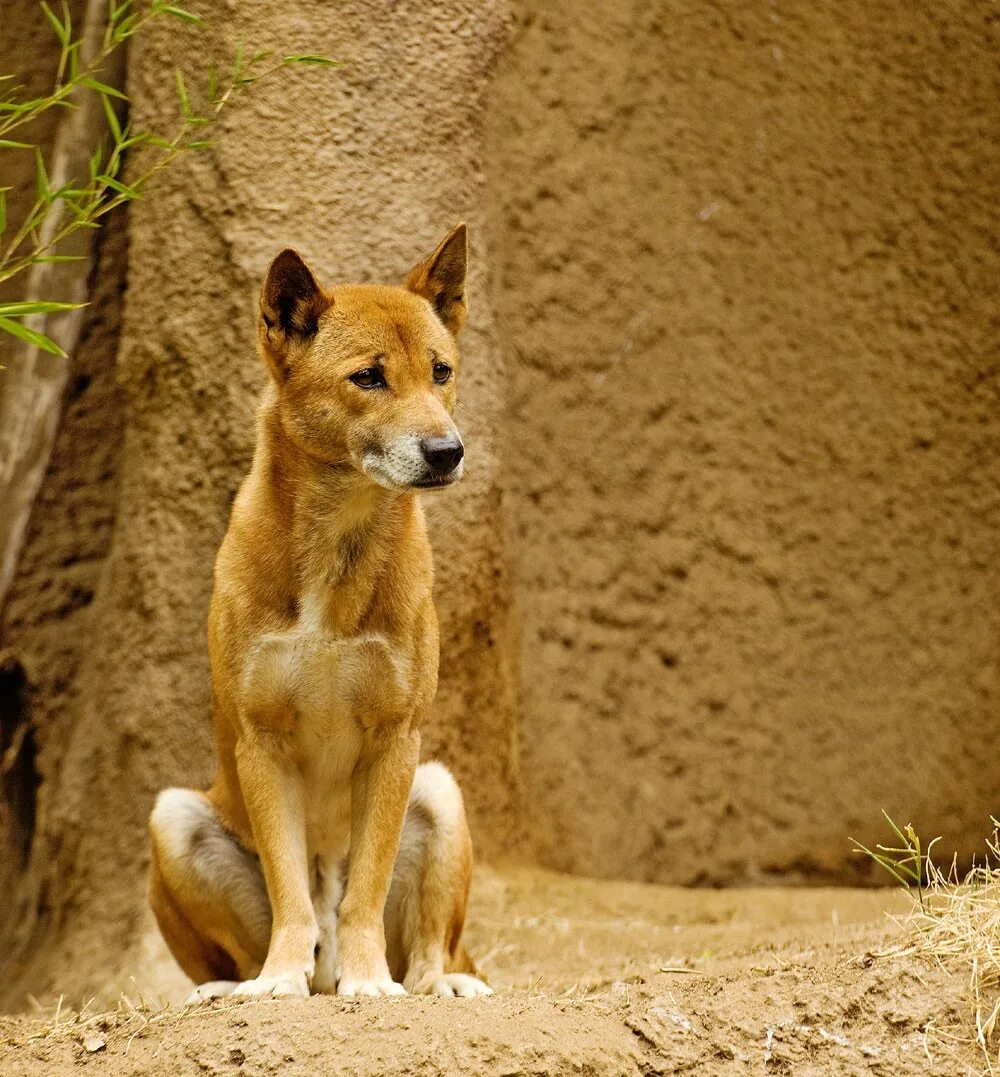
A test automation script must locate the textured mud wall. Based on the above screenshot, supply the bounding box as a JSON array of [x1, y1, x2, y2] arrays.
[[0, 0, 518, 1004], [486, 2, 1000, 883]]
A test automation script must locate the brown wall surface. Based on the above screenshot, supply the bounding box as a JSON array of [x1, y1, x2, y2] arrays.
[[485, 2, 1000, 883]]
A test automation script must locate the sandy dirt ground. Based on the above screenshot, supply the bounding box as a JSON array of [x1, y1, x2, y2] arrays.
[[0, 867, 981, 1076]]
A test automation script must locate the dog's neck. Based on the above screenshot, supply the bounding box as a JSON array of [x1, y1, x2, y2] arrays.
[[251, 396, 418, 600]]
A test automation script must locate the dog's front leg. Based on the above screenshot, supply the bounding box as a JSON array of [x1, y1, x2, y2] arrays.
[[232, 731, 317, 998], [336, 723, 419, 996]]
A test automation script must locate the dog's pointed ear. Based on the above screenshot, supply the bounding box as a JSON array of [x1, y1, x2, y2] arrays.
[[259, 248, 329, 379], [404, 223, 468, 335]]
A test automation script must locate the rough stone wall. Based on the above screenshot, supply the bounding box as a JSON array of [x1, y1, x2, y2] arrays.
[[485, 1, 1000, 883], [1, 0, 518, 1004]]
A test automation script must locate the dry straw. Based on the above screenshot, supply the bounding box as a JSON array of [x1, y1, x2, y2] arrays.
[[856, 814, 1000, 1074]]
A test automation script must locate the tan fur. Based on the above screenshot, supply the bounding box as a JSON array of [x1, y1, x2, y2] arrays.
[[148, 226, 491, 999]]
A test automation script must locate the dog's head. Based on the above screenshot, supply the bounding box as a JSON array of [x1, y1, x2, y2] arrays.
[[258, 225, 468, 490]]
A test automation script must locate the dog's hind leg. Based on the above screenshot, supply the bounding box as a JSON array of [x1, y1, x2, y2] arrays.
[[384, 762, 493, 997], [149, 788, 271, 1000]]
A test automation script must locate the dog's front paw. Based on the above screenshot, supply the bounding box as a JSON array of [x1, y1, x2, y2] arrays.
[[232, 971, 309, 999], [337, 973, 406, 997], [185, 980, 239, 1005], [413, 972, 493, 998]]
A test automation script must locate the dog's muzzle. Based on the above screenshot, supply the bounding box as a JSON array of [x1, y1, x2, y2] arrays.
[[419, 436, 464, 482], [362, 433, 465, 490]]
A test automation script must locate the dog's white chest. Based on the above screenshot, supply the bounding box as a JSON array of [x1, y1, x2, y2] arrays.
[[241, 592, 413, 861]]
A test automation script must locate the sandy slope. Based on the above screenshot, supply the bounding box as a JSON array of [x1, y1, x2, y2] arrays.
[[0, 867, 980, 1075]]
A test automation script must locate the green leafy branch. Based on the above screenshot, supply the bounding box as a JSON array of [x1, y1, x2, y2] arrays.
[[0, 0, 338, 355]]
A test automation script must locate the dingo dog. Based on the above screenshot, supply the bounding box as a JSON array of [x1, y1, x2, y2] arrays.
[[148, 225, 492, 1000]]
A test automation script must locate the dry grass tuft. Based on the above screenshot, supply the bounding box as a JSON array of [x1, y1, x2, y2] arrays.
[[860, 817, 1000, 1075]]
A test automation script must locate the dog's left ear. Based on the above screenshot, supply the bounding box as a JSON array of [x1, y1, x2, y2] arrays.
[[404, 223, 468, 335]]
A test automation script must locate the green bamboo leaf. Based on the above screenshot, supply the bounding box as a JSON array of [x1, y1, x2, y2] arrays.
[[100, 92, 121, 141], [35, 147, 51, 201], [0, 316, 66, 356], [160, 4, 204, 25], [105, 144, 122, 177], [175, 68, 191, 118], [110, 0, 133, 24], [50, 186, 85, 214], [0, 300, 84, 316], [67, 40, 80, 80], [29, 254, 85, 265], [24, 202, 49, 233], [40, 1, 70, 46], [96, 174, 137, 197], [281, 54, 340, 67], [88, 139, 104, 181], [115, 12, 139, 39], [80, 76, 128, 100], [0, 138, 33, 149]]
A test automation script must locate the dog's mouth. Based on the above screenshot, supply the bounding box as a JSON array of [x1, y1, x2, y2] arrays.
[[411, 472, 461, 490]]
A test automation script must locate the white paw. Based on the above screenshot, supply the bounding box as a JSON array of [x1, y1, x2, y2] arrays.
[[337, 975, 407, 998], [427, 973, 494, 998], [185, 980, 239, 1005], [232, 971, 309, 999]]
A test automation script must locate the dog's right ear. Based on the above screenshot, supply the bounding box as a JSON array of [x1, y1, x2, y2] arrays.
[[259, 248, 329, 380]]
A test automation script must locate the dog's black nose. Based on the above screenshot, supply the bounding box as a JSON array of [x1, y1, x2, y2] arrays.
[[421, 436, 464, 475]]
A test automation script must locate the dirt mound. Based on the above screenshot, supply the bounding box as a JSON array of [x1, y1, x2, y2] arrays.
[[0, 868, 978, 1075]]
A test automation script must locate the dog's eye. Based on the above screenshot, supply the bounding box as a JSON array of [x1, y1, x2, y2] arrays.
[[433, 362, 452, 385], [349, 367, 386, 389]]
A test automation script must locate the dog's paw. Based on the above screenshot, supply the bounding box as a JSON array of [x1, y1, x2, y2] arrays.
[[232, 971, 310, 999], [185, 980, 239, 1005], [337, 974, 407, 998], [420, 973, 493, 998]]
